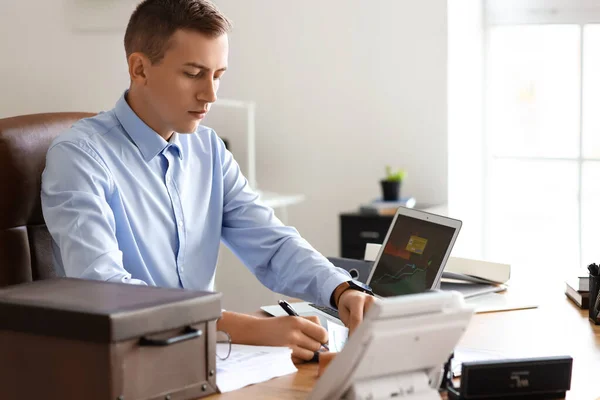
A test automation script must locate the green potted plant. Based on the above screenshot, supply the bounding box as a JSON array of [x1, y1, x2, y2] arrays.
[[380, 166, 405, 201]]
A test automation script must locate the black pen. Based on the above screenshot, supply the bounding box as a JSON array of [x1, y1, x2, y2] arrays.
[[278, 299, 301, 317], [278, 300, 329, 351]]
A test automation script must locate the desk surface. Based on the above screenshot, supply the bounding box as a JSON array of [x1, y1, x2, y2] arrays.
[[207, 294, 600, 400]]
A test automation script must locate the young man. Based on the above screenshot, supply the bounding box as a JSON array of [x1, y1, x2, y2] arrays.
[[41, 0, 374, 362]]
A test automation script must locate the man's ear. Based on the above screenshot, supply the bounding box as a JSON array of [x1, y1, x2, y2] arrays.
[[128, 52, 151, 85]]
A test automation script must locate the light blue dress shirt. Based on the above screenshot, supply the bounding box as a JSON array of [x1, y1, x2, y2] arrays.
[[41, 92, 350, 307]]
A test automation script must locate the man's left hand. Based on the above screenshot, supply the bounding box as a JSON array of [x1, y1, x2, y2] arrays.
[[337, 290, 376, 335]]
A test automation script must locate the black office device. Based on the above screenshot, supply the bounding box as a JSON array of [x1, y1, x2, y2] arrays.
[[446, 355, 573, 400]]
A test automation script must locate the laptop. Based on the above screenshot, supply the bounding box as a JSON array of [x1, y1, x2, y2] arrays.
[[261, 207, 462, 324]]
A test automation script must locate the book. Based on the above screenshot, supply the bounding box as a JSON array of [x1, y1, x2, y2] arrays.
[[360, 197, 417, 215], [565, 280, 589, 309], [572, 270, 590, 292]]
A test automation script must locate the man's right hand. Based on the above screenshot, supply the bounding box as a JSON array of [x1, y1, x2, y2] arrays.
[[249, 315, 328, 363], [217, 311, 329, 363]]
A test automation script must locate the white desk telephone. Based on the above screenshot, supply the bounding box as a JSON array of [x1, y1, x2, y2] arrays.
[[309, 291, 474, 400]]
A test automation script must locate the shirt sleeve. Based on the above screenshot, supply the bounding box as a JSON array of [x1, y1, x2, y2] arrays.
[[41, 140, 147, 285], [217, 137, 350, 307]]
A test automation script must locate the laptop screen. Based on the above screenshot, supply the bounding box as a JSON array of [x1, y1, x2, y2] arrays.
[[368, 213, 457, 297]]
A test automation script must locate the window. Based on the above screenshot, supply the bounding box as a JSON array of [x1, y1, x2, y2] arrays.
[[483, 1, 600, 282]]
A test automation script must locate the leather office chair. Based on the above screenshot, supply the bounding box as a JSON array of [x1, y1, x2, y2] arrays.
[[0, 112, 94, 287]]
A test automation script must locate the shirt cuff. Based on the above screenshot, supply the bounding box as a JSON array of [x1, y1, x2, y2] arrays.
[[320, 269, 351, 308]]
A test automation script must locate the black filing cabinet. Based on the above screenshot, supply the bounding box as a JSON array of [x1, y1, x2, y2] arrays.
[[340, 213, 394, 259]]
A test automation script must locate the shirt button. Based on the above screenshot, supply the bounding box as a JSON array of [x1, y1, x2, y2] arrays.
[[166, 176, 171, 184], [178, 221, 184, 227]]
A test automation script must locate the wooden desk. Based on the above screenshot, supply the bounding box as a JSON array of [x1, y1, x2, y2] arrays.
[[207, 295, 600, 400]]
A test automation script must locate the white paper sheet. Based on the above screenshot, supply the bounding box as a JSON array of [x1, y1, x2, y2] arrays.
[[326, 320, 349, 352], [451, 347, 507, 377], [216, 344, 297, 393]]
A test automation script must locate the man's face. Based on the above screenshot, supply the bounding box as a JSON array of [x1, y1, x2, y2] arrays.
[[139, 29, 228, 135]]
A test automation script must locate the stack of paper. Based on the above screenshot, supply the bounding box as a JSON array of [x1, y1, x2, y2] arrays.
[[216, 344, 298, 393]]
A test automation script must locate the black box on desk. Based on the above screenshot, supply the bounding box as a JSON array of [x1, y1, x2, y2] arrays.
[[339, 212, 393, 259], [447, 356, 573, 400], [0, 278, 221, 400]]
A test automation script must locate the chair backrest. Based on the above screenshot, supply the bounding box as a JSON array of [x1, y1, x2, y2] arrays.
[[0, 112, 94, 287]]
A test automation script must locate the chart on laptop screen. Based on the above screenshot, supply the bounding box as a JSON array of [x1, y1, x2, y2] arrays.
[[370, 214, 456, 297]]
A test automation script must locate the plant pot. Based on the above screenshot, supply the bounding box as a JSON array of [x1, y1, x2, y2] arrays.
[[380, 180, 401, 201]]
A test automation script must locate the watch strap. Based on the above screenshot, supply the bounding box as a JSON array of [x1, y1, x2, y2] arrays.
[[332, 281, 374, 309]]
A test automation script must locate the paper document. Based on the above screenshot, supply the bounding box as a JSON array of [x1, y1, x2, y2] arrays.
[[465, 292, 537, 314], [326, 320, 349, 352], [216, 344, 297, 393], [451, 347, 507, 377]]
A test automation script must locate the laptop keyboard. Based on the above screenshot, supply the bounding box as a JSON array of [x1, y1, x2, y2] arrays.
[[308, 304, 340, 319]]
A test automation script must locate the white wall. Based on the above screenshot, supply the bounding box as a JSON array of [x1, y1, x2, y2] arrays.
[[447, 0, 485, 259], [214, 0, 449, 258], [0, 1, 130, 118]]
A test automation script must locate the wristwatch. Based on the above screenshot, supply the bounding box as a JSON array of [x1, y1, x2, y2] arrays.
[[331, 280, 374, 309]]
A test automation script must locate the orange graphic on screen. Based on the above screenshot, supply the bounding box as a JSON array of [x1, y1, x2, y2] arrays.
[[383, 242, 411, 260], [406, 235, 428, 255]]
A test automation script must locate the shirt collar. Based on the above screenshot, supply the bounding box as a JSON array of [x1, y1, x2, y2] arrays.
[[168, 131, 184, 160], [114, 91, 183, 161]]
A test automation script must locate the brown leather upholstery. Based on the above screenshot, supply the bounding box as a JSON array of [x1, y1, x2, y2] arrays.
[[0, 113, 95, 287]]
